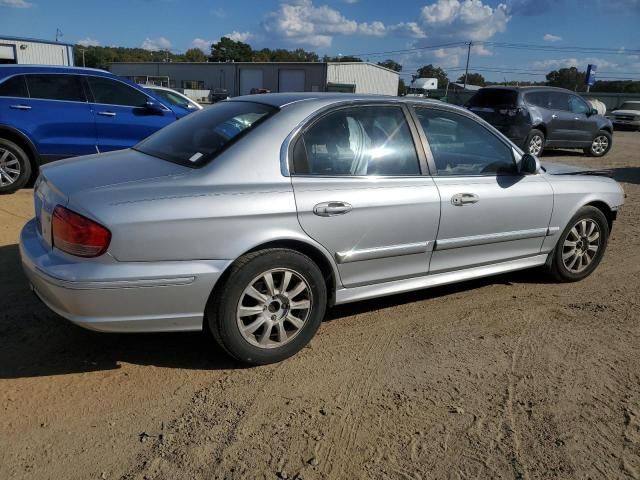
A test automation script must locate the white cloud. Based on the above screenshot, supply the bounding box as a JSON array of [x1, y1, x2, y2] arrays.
[[389, 22, 428, 39], [262, 0, 388, 47], [191, 38, 213, 51], [532, 57, 619, 70], [224, 31, 254, 43], [0, 0, 32, 7], [141, 37, 172, 51], [543, 33, 562, 42], [343, 0, 358, 3], [77, 37, 99, 47]]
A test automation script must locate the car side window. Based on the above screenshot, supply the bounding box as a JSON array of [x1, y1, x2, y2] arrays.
[[525, 92, 550, 109], [569, 95, 590, 114], [25, 74, 86, 102], [295, 106, 421, 176], [0, 75, 28, 98], [87, 76, 149, 107], [548, 92, 570, 111], [415, 108, 516, 176]]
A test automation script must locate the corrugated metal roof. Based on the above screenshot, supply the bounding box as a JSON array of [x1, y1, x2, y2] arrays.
[[0, 35, 75, 47]]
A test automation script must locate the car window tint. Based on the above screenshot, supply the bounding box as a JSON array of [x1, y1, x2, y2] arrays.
[[548, 92, 570, 111], [569, 95, 590, 114], [525, 92, 550, 109], [0, 75, 28, 98], [297, 106, 420, 176], [134, 101, 276, 166], [416, 108, 516, 176], [26, 74, 85, 101], [88, 76, 148, 107], [152, 89, 190, 108]]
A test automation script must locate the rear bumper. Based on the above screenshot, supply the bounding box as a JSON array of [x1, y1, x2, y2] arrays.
[[19, 218, 232, 332]]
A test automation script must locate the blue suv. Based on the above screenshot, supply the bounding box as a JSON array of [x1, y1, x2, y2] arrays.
[[0, 65, 195, 193]]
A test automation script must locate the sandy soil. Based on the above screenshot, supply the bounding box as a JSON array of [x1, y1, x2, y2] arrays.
[[1, 132, 639, 480]]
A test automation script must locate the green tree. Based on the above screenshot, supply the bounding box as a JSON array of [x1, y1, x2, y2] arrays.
[[398, 78, 407, 96], [323, 55, 363, 62], [209, 37, 253, 62], [546, 67, 586, 92], [184, 48, 207, 62], [378, 59, 402, 72], [415, 64, 449, 87], [456, 72, 485, 86]]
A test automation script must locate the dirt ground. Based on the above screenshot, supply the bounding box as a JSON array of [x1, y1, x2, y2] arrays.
[[1, 132, 639, 480]]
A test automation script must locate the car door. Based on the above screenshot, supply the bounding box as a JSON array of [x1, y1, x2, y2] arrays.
[[290, 104, 441, 288], [568, 94, 598, 144], [85, 75, 177, 152], [412, 106, 554, 273], [13, 73, 97, 159], [546, 91, 577, 145]]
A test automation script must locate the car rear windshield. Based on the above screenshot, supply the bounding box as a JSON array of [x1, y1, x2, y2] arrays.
[[134, 101, 277, 167], [468, 89, 518, 107]]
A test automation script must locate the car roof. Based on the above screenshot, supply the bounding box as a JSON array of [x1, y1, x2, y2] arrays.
[[477, 85, 577, 94], [0, 65, 114, 78]]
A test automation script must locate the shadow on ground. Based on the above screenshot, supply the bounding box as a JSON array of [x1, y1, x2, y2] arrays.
[[0, 242, 552, 379]]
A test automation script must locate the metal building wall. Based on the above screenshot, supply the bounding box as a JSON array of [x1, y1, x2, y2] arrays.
[[326, 62, 399, 96], [0, 38, 73, 66]]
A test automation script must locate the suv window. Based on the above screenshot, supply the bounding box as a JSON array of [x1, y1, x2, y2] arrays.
[[87, 76, 149, 107], [547, 92, 570, 111], [524, 91, 550, 109], [415, 108, 516, 176], [295, 106, 420, 176], [0, 75, 28, 98], [26, 74, 85, 102], [569, 95, 590, 114]]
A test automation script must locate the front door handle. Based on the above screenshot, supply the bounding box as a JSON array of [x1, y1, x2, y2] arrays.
[[97, 111, 117, 117], [10, 104, 31, 110], [551, 114, 558, 119], [451, 193, 479, 206], [313, 201, 352, 217]]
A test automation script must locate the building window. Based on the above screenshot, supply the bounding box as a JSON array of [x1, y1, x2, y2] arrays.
[[182, 80, 205, 90]]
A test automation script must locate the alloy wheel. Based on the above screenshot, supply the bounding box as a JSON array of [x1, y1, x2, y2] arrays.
[[591, 135, 609, 155], [236, 268, 312, 349], [528, 135, 543, 155], [0, 148, 21, 187], [562, 219, 601, 273]]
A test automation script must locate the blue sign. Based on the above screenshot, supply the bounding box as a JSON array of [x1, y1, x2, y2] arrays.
[[586, 64, 597, 86]]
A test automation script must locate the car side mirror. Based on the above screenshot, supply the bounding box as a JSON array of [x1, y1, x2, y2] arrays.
[[519, 153, 540, 175], [145, 100, 164, 113], [588, 108, 598, 116]]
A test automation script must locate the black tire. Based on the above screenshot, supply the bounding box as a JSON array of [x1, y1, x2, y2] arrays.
[[584, 130, 612, 157], [207, 248, 327, 365], [0, 138, 32, 194], [548, 206, 609, 282], [524, 129, 545, 156]]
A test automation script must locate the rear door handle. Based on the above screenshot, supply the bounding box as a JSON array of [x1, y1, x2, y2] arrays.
[[10, 104, 31, 110], [313, 201, 352, 217], [97, 111, 116, 117], [451, 193, 479, 206]]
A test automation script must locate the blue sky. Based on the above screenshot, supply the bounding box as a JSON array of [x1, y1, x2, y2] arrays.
[[1, 0, 639, 81]]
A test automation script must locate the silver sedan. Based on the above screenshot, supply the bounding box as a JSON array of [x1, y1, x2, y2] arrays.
[[20, 94, 625, 364]]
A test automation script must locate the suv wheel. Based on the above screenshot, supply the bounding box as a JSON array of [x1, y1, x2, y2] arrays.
[[207, 248, 327, 365], [0, 138, 32, 194], [525, 129, 545, 156], [548, 206, 609, 282], [584, 130, 612, 157]]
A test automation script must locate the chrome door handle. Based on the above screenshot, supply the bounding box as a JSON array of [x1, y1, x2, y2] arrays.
[[313, 201, 352, 217], [451, 193, 479, 206], [10, 104, 31, 110], [97, 111, 116, 117], [551, 114, 558, 119]]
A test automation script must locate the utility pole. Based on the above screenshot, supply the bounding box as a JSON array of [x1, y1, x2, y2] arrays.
[[81, 48, 86, 67], [463, 41, 472, 90], [55, 28, 63, 43]]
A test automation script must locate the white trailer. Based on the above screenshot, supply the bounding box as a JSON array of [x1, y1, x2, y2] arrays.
[[0, 36, 74, 66]]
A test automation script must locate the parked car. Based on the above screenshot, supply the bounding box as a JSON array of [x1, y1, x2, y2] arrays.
[[466, 86, 613, 158], [20, 94, 624, 365], [0, 65, 189, 194], [250, 88, 271, 94], [209, 88, 230, 104], [144, 85, 203, 112], [606, 101, 640, 131]]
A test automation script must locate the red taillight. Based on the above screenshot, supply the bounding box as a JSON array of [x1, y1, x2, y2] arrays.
[[52, 206, 111, 257]]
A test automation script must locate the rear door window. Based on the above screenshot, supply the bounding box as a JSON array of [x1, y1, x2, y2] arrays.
[[0, 75, 28, 98], [87, 76, 149, 107], [525, 92, 550, 109], [548, 92, 570, 111], [26, 74, 86, 102]]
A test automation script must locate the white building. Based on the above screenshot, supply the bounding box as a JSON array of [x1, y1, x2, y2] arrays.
[[0, 36, 74, 66]]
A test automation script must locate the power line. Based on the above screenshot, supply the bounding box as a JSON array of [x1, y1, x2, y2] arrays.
[[476, 41, 640, 56]]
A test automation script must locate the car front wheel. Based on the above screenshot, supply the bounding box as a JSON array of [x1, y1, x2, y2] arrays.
[[207, 248, 327, 365], [0, 138, 32, 194], [548, 206, 609, 282], [584, 130, 612, 157]]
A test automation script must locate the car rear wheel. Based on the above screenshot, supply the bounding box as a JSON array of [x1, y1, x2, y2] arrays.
[[525, 129, 545, 156], [207, 248, 327, 365], [548, 206, 609, 282], [584, 130, 612, 157], [0, 138, 32, 194]]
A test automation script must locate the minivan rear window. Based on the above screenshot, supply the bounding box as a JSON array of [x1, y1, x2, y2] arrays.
[[134, 101, 276, 167], [468, 89, 518, 107]]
